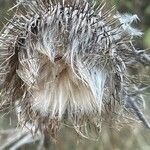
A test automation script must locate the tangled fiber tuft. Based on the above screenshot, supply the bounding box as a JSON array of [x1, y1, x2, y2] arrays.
[[0, 0, 150, 142]]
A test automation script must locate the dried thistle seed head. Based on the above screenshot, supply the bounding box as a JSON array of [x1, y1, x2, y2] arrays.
[[0, 0, 150, 138]]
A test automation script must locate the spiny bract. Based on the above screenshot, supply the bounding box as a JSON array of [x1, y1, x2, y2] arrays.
[[0, 0, 150, 140]]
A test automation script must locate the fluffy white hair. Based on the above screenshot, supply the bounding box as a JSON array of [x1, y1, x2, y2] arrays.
[[0, 0, 150, 139]]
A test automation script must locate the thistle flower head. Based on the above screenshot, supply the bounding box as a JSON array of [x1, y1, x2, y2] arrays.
[[0, 0, 150, 141]]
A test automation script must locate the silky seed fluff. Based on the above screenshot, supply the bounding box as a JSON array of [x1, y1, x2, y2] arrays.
[[0, 0, 150, 139]]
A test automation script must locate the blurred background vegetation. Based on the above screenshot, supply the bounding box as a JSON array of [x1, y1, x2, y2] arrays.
[[0, 0, 150, 149]]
